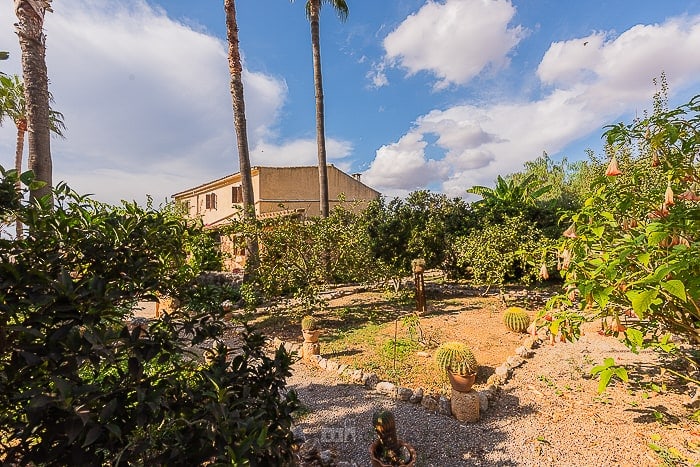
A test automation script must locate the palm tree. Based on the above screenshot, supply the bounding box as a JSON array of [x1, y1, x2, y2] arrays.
[[293, 0, 348, 218], [14, 0, 54, 203], [0, 74, 65, 236], [224, 0, 259, 278]]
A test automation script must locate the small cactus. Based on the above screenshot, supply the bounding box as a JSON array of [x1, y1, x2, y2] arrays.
[[301, 315, 318, 331], [503, 307, 531, 333], [372, 410, 412, 465], [434, 342, 478, 376]]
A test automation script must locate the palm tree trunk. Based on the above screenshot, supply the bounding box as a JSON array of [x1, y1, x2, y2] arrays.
[[15, 0, 53, 204], [309, 0, 330, 218], [14, 122, 26, 238], [224, 0, 260, 279]]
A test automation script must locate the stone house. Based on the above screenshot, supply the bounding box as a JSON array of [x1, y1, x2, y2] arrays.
[[172, 165, 380, 270]]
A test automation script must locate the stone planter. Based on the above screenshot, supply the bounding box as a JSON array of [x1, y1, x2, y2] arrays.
[[369, 439, 416, 467], [302, 341, 320, 361], [302, 329, 320, 343], [447, 372, 476, 392], [451, 389, 480, 422]]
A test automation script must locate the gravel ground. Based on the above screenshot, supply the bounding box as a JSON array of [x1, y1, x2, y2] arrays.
[[287, 325, 700, 466]]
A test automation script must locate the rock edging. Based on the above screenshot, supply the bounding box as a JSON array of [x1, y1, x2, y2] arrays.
[[271, 334, 542, 422]]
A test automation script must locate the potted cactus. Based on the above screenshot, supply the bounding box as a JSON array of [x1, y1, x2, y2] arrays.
[[301, 315, 320, 343], [503, 307, 531, 333], [434, 341, 479, 392], [369, 410, 416, 467]]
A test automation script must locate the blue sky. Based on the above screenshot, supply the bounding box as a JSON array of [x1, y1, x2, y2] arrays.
[[2, 0, 700, 204]]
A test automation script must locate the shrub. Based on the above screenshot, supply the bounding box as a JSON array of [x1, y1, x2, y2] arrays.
[[543, 92, 700, 385], [227, 203, 380, 302], [0, 171, 298, 465], [455, 215, 548, 288]]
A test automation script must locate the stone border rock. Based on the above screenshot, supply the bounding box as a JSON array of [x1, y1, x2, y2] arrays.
[[270, 333, 542, 423]]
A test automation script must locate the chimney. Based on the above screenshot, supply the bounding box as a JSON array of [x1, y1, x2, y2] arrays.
[[352, 173, 362, 182]]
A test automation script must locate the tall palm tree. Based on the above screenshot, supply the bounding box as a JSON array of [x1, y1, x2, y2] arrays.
[[0, 74, 65, 236], [14, 0, 54, 203], [293, 0, 348, 218], [224, 0, 259, 278]]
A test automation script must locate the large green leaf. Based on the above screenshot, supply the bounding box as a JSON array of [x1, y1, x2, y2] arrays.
[[625, 289, 658, 319], [592, 286, 613, 309], [636, 252, 651, 268], [660, 280, 686, 302]]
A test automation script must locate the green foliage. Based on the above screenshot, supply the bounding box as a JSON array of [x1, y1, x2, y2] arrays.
[[0, 74, 66, 137], [590, 358, 629, 393], [434, 341, 478, 375], [363, 191, 473, 279], [158, 199, 224, 274], [455, 215, 549, 287], [381, 338, 417, 361], [544, 91, 700, 384], [0, 171, 298, 465], [228, 203, 379, 302], [503, 307, 531, 333]]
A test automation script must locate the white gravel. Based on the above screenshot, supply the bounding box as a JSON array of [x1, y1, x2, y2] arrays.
[[287, 326, 700, 466]]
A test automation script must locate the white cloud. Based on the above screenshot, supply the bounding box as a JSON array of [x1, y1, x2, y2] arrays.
[[383, 0, 526, 89], [363, 132, 444, 194], [366, 62, 388, 88], [0, 0, 287, 204], [367, 13, 700, 198]]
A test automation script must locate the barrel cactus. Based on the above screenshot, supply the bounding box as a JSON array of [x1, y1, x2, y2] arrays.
[[301, 315, 318, 331], [503, 307, 531, 333], [434, 342, 478, 376]]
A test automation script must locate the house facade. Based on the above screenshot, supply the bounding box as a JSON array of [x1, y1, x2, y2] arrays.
[[172, 165, 381, 270]]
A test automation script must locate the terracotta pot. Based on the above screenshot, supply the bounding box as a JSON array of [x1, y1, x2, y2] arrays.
[[369, 439, 416, 467], [302, 329, 320, 343], [447, 372, 476, 393]]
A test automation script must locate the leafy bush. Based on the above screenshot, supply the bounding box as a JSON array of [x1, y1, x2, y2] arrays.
[[544, 92, 700, 385], [228, 203, 379, 301], [455, 215, 549, 288], [0, 171, 298, 465], [363, 192, 473, 279]]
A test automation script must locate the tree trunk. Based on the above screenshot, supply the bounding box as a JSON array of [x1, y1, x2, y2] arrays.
[[309, 0, 330, 218], [15, 0, 52, 204], [224, 0, 260, 279], [14, 121, 26, 238]]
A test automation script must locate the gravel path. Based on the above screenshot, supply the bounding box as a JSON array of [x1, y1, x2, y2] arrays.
[[287, 326, 699, 466]]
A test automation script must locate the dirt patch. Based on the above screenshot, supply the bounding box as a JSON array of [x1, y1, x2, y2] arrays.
[[257, 283, 551, 392]]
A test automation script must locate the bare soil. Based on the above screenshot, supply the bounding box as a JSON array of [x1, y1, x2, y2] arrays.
[[258, 281, 550, 391]]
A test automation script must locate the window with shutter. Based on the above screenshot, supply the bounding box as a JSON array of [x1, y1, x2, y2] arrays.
[[205, 193, 217, 210], [232, 186, 243, 204]]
